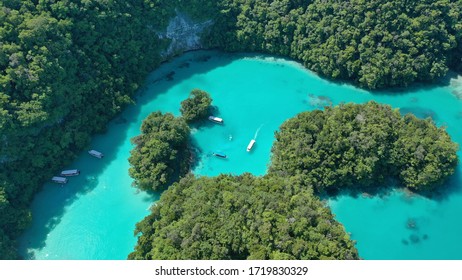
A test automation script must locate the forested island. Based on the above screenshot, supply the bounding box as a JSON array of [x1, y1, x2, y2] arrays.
[[128, 112, 190, 192], [269, 102, 459, 193], [1, 0, 461, 258], [180, 89, 213, 123], [128, 174, 359, 260], [128, 101, 458, 260]]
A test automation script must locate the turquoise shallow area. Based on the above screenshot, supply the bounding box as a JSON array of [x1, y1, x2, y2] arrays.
[[19, 51, 462, 259]]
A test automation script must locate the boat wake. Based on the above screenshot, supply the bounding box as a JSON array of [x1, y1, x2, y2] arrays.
[[254, 123, 265, 140]]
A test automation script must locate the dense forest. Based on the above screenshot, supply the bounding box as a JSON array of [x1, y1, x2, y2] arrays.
[[0, 0, 180, 258], [200, 0, 462, 89], [129, 112, 190, 192], [1, 0, 462, 259], [269, 102, 459, 193], [128, 174, 359, 260]]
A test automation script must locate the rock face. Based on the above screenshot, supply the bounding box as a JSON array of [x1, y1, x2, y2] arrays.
[[159, 12, 213, 57], [450, 75, 462, 99]]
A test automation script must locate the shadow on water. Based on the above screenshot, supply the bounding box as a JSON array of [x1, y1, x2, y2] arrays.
[[134, 50, 238, 112], [324, 166, 462, 203], [183, 50, 460, 102], [19, 50, 236, 259], [421, 168, 462, 202], [323, 182, 395, 202], [19, 117, 136, 259], [367, 71, 460, 96], [188, 136, 203, 173], [227, 49, 460, 95]]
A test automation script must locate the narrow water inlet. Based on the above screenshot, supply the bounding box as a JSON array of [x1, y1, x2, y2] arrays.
[[19, 50, 462, 260]]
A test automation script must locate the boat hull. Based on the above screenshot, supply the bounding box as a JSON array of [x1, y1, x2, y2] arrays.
[[51, 176, 68, 184], [60, 173, 80, 177], [88, 150, 104, 158], [60, 169, 80, 176], [246, 140, 256, 152], [213, 153, 227, 159], [208, 116, 224, 124]]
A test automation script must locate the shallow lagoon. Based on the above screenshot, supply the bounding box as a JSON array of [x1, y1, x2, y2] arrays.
[[19, 51, 462, 259]]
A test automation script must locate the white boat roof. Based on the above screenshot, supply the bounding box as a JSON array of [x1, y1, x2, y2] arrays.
[[89, 150, 103, 155], [61, 169, 79, 174], [209, 116, 223, 121], [52, 176, 68, 182], [247, 139, 256, 150]]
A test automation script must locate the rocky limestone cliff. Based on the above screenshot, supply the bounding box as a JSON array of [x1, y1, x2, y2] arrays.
[[450, 75, 462, 100], [159, 12, 213, 57]]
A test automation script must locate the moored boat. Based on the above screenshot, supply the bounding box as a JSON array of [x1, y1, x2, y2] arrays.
[[60, 169, 80, 176], [52, 176, 68, 184], [88, 150, 104, 158], [208, 116, 224, 124], [212, 152, 227, 159], [246, 139, 256, 152]]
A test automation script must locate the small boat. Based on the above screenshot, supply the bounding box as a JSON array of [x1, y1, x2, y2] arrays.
[[212, 152, 227, 159], [88, 150, 104, 158], [246, 139, 256, 152], [60, 169, 80, 176], [208, 116, 223, 124], [52, 176, 68, 184]]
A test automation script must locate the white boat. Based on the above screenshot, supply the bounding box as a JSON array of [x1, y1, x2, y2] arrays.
[[246, 139, 256, 152], [60, 169, 80, 176], [208, 116, 223, 124], [88, 150, 104, 158], [52, 176, 68, 184]]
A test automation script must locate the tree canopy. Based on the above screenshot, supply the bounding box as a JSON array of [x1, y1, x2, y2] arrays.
[[129, 112, 190, 192], [0, 0, 178, 258], [129, 174, 359, 260], [201, 0, 462, 89], [1, 0, 462, 259], [180, 89, 212, 123], [269, 102, 459, 193]]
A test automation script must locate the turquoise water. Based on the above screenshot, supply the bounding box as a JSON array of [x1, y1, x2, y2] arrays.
[[19, 51, 462, 259]]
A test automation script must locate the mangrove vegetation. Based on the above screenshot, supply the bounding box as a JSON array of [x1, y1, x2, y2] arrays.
[[202, 0, 462, 89], [0, 0, 179, 258], [269, 102, 459, 193], [1, 0, 462, 258], [180, 89, 213, 123], [129, 174, 359, 260], [129, 112, 190, 192], [129, 102, 458, 260]]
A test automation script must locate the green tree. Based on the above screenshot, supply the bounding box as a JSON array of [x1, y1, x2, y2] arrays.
[[128, 112, 190, 191], [180, 89, 213, 123], [390, 114, 459, 191]]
